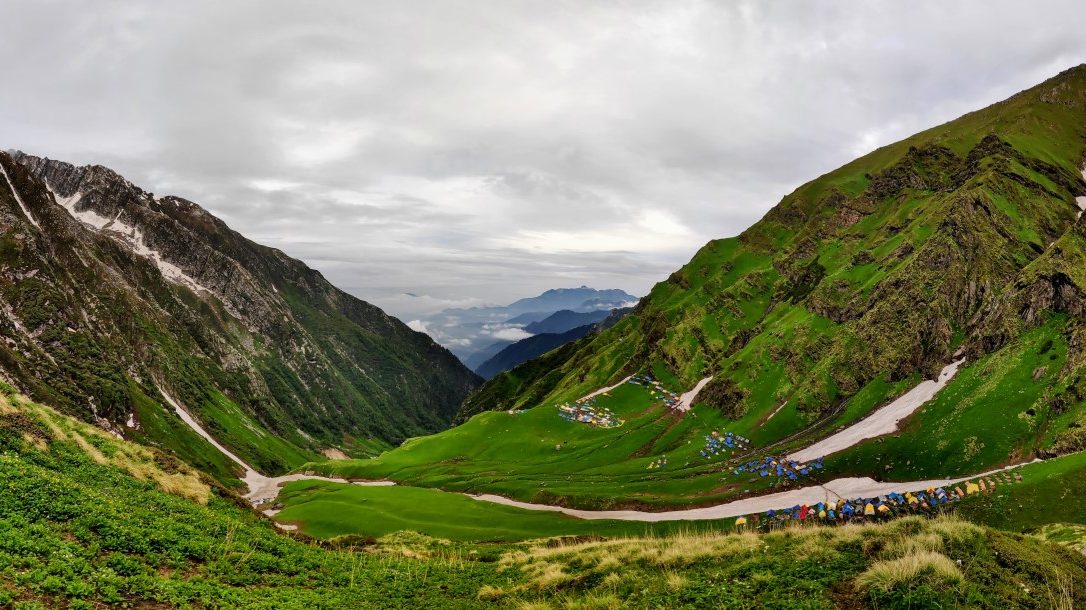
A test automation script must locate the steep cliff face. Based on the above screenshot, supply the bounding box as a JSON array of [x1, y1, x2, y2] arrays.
[[0, 152, 479, 480], [460, 65, 1086, 438]]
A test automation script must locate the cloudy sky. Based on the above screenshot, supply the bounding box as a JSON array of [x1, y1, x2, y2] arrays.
[[2, 1, 1085, 321]]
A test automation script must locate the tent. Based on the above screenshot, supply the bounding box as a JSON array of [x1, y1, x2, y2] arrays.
[[864, 503, 876, 516]]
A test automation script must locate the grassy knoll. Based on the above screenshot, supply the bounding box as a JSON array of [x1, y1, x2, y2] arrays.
[[486, 516, 1086, 609], [0, 388, 501, 609], [4, 384, 1086, 609], [955, 449, 1086, 532]]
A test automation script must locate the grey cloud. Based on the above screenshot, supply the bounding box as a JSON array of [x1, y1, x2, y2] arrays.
[[2, 0, 1084, 322]]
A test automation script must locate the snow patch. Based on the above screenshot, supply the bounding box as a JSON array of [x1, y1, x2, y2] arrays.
[[1077, 168, 1086, 218], [579, 375, 633, 401], [45, 184, 215, 295], [0, 163, 40, 229], [105, 217, 214, 294], [50, 188, 113, 229], [788, 359, 964, 462], [676, 376, 713, 412]]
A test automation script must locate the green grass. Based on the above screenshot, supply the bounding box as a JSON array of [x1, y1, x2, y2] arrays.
[[307, 381, 797, 509], [956, 449, 1086, 532], [273, 480, 731, 541], [198, 390, 318, 474], [5, 384, 1086, 609], [308, 324, 1086, 513], [825, 319, 1076, 480]]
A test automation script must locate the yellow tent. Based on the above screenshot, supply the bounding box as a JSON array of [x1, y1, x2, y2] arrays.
[[877, 504, 890, 514], [864, 503, 876, 516], [966, 482, 980, 495], [735, 516, 747, 526], [818, 510, 827, 519]]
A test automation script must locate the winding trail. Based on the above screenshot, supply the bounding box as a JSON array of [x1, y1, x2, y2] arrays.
[[468, 461, 1034, 522], [162, 362, 1030, 525], [158, 385, 393, 504]]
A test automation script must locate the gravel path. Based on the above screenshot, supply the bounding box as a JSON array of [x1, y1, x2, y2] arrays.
[[468, 461, 1032, 522], [158, 384, 393, 504]]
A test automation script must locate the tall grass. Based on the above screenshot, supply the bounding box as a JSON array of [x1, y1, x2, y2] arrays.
[[854, 550, 963, 592]]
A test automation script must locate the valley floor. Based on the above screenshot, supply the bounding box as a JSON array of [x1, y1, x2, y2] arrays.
[[5, 369, 1086, 609]]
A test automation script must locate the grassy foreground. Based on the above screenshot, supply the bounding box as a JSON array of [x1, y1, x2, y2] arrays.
[[4, 385, 1086, 609]]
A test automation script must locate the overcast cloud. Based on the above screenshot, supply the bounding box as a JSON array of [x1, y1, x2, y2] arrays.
[[2, 1, 1085, 320]]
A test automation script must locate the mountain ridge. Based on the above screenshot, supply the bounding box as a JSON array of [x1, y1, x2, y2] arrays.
[[0, 150, 479, 480]]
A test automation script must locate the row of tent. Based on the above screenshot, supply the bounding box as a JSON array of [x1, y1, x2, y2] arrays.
[[647, 456, 668, 469], [733, 474, 1021, 529]]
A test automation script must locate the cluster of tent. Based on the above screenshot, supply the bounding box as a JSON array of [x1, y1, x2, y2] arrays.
[[627, 374, 681, 409], [557, 399, 623, 428], [700, 430, 751, 459], [733, 473, 1023, 530], [647, 456, 669, 469], [733, 455, 825, 482]]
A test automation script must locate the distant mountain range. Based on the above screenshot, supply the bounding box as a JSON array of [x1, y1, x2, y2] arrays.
[[474, 307, 632, 380], [415, 286, 638, 364]]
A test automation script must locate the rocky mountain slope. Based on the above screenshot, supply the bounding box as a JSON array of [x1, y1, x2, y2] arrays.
[[0, 151, 479, 481], [459, 64, 1086, 468]]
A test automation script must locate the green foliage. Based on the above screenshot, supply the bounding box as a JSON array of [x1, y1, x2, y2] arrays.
[[448, 66, 1086, 502], [4, 386, 1086, 609]]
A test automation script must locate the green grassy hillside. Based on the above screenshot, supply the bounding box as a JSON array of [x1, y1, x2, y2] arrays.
[[4, 383, 1086, 609], [459, 66, 1086, 461], [296, 67, 1086, 525]]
